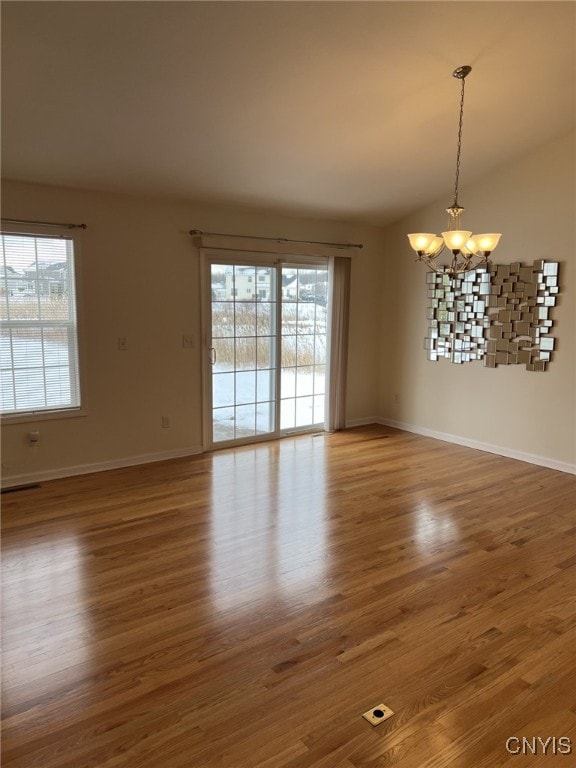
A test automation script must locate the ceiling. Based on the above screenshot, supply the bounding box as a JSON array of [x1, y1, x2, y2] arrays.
[[2, 1, 575, 226]]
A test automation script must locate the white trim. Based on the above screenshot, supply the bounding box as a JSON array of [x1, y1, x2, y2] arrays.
[[200, 247, 328, 267], [200, 250, 330, 450], [4, 420, 572, 488], [345, 416, 380, 428], [373, 417, 575, 475], [2, 407, 89, 425], [0, 223, 87, 419], [1, 445, 203, 489]]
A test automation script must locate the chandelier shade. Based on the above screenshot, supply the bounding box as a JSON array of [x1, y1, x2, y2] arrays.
[[407, 66, 501, 276], [441, 230, 472, 251]]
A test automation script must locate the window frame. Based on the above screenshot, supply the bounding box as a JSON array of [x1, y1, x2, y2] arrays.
[[0, 222, 87, 423]]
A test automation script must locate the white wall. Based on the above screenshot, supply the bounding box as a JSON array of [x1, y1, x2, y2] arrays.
[[379, 132, 575, 471], [3, 132, 573, 484], [1, 182, 384, 484]]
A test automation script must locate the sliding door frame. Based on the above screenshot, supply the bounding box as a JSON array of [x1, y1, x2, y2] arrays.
[[200, 248, 329, 451]]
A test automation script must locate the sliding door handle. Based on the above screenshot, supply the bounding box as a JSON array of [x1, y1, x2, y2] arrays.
[[209, 347, 216, 365]]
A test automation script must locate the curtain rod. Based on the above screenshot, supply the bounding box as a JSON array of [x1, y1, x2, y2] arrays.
[[189, 229, 363, 249], [1, 218, 87, 230]]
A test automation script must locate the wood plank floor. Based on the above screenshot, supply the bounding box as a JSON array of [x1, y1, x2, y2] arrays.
[[2, 425, 576, 767]]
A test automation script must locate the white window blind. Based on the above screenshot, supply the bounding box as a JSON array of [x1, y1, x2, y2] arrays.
[[1, 229, 82, 417]]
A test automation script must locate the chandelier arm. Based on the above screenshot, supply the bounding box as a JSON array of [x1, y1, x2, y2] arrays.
[[420, 254, 439, 273], [421, 248, 491, 277], [425, 258, 453, 275]]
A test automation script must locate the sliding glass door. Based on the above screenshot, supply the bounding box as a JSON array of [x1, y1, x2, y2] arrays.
[[204, 256, 328, 448], [210, 263, 278, 443], [279, 267, 327, 432]]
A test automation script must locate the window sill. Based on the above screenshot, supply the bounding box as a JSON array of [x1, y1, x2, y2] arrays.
[[1, 408, 89, 425]]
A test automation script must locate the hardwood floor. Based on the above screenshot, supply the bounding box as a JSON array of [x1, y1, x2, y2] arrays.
[[2, 425, 575, 767]]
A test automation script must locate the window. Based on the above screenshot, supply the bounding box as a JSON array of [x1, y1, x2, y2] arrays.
[[1, 226, 82, 418]]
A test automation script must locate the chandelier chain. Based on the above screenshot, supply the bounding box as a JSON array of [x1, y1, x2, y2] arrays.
[[453, 76, 466, 208], [407, 65, 502, 276]]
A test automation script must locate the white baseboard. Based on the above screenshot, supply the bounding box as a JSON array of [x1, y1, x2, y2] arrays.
[[3, 420, 574, 487], [345, 416, 381, 428], [1, 445, 204, 489], [373, 417, 576, 475]]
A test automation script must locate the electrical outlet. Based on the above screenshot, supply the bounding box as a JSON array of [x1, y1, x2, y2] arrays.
[[118, 337, 128, 351], [161, 416, 170, 429], [28, 431, 40, 446], [393, 393, 400, 404], [362, 704, 394, 726]]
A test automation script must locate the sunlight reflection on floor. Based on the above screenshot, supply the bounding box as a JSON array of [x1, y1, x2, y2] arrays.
[[2, 533, 90, 690], [209, 438, 328, 613], [413, 503, 458, 553]]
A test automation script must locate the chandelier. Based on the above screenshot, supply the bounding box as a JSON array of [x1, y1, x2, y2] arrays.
[[407, 66, 501, 276]]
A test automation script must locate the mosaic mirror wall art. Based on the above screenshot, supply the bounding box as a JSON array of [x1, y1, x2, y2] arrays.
[[425, 260, 559, 371]]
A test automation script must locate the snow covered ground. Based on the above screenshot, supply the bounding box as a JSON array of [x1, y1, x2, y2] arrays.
[[212, 364, 325, 441], [1, 335, 326, 436], [0, 336, 74, 412]]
